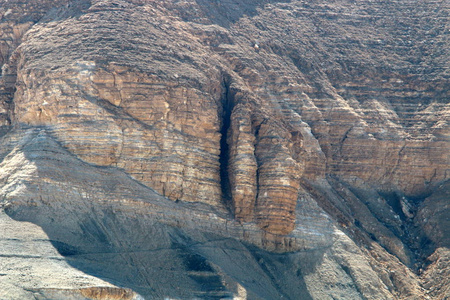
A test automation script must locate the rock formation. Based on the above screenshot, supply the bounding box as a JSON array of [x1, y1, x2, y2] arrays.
[[0, 0, 448, 299]]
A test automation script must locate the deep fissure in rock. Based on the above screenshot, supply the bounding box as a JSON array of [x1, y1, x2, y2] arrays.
[[219, 79, 233, 210], [0, 74, 17, 136], [374, 191, 435, 271]]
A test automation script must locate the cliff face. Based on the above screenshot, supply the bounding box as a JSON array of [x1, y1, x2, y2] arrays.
[[0, 0, 448, 299]]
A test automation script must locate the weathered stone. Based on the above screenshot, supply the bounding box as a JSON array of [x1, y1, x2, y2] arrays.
[[0, 0, 448, 298]]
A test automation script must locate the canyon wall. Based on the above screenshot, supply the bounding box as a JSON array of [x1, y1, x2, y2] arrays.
[[0, 0, 448, 299]]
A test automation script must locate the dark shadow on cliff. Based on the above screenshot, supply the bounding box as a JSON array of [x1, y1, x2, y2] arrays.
[[5, 202, 315, 299], [25, 0, 291, 28], [193, 0, 291, 28], [301, 175, 441, 272], [37, 0, 92, 24], [2, 128, 315, 299], [0, 0, 92, 24]]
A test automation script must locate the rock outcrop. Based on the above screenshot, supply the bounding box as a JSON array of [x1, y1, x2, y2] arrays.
[[0, 0, 448, 299]]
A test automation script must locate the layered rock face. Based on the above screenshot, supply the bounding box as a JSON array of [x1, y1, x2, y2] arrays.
[[0, 0, 448, 299]]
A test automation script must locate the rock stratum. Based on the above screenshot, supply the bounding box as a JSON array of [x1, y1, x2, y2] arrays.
[[0, 0, 448, 299]]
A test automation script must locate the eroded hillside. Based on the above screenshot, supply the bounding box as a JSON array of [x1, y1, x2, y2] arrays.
[[0, 0, 448, 299]]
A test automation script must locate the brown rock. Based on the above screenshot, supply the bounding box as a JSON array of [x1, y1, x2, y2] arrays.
[[0, 0, 448, 298], [227, 103, 258, 221]]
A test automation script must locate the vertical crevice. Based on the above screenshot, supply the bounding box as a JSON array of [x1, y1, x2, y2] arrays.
[[253, 122, 261, 208], [0, 58, 18, 135], [219, 78, 233, 211]]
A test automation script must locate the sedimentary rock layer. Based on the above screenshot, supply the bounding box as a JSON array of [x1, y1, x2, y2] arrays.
[[0, 0, 448, 299]]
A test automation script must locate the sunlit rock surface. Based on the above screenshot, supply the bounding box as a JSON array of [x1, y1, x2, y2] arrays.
[[0, 0, 448, 299]]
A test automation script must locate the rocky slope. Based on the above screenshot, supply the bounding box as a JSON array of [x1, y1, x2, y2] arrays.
[[0, 0, 448, 299]]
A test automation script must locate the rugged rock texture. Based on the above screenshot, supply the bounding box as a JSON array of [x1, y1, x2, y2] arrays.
[[0, 0, 448, 299], [0, 209, 141, 300]]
